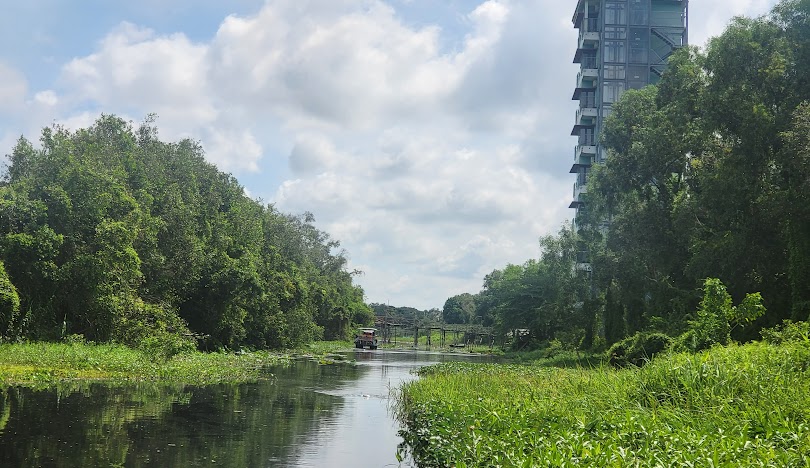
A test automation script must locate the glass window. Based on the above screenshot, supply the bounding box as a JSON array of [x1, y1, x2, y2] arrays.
[[604, 41, 626, 63], [629, 47, 648, 63], [581, 53, 598, 69], [603, 81, 626, 104], [629, 0, 648, 25], [627, 65, 647, 81], [604, 65, 626, 79], [605, 2, 627, 25], [603, 26, 627, 40], [629, 27, 649, 43], [628, 28, 648, 64]]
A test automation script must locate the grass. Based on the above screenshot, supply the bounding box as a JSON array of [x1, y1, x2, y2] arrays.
[[503, 348, 606, 368], [395, 341, 810, 467], [0, 341, 355, 387]]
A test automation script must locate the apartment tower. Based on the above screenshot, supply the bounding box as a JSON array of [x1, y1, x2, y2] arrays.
[[570, 0, 688, 226]]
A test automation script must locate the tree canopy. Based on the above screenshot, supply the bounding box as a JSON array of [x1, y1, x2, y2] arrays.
[[0, 115, 373, 351]]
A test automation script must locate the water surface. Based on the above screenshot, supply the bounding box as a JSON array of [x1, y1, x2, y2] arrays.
[[0, 349, 491, 467]]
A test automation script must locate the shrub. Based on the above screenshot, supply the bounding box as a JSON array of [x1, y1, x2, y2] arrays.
[[138, 333, 195, 360], [112, 299, 195, 359], [0, 261, 21, 339], [674, 278, 766, 353], [607, 331, 672, 367], [760, 320, 810, 345]]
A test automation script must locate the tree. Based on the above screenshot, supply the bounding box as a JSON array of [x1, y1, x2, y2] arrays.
[[442, 293, 476, 324], [0, 115, 369, 350], [0, 260, 20, 339]]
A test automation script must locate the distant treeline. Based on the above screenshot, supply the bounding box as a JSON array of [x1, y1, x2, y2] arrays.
[[443, 0, 810, 351], [369, 303, 441, 325], [0, 115, 373, 352]]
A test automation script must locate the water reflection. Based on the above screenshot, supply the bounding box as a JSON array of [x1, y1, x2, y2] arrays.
[[0, 350, 491, 467]]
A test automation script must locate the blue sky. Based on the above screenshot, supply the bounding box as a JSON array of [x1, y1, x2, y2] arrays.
[[0, 0, 779, 309]]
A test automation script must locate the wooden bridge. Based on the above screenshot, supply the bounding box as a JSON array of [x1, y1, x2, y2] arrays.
[[373, 316, 497, 349]]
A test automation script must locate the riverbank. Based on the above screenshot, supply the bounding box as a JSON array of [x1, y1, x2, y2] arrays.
[[0, 340, 355, 387], [396, 341, 810, 466]]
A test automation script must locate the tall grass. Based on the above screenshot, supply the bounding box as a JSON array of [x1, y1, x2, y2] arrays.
[[0, 342, 291, 386], [396, 342, 810, 467]]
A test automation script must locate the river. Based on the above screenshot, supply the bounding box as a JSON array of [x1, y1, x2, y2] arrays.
[[0, 349, 492, 467]]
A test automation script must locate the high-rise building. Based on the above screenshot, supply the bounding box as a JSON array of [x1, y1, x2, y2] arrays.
[[569, 0, 688, 224]]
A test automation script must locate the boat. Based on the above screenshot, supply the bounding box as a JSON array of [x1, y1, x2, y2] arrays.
[[354, 328, 379, 350]]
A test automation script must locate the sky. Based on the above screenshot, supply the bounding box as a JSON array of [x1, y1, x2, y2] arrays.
[[0, 0, 780, 310]]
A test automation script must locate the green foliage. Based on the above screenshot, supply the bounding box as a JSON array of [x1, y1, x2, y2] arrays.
[[0, 261, 20, 339], [397, 342, 810, 467], [442, 293, 476, 324], [761, 320, 810, 344], [477, 225, 588, 348], [607, 331, 672, 368], [563, 0, 810, 347], [0, 341, 291, 386], [676, 278, 766, 353], [0, 115, 367, 350], [602, 282, 624, 345]]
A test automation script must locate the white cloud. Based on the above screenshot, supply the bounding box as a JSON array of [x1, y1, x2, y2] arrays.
[[207, 0, 461, 130], [63, 22, 210, 115], [205, 128, 263, 172], [0, 62, 28, 114], [33, 90, 58, 106], [289, 134, 343, 175]]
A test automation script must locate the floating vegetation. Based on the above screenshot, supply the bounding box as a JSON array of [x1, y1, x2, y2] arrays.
[[0, 342, 296, 387]]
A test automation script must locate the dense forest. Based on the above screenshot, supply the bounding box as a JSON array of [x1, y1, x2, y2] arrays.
[[0, 115, 373, 353], [446, 0, 810, 352]]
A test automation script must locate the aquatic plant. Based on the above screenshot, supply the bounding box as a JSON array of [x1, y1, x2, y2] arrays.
[[396, 342, 810, 466], [0, 342, 291, 386]]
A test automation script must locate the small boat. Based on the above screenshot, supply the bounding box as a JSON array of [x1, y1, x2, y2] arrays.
[[354, 328, 379, 350]]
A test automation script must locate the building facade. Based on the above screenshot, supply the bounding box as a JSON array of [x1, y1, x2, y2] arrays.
[[569, 0, 688, 224]]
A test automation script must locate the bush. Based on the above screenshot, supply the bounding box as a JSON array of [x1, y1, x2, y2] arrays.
[[760, 320, 810, 345], [607, 331, 673, 367], [138, 333, 196, 360], [0, 261, 21, 339], [112, 298, 195, 359], [674, 278, 766, 353]]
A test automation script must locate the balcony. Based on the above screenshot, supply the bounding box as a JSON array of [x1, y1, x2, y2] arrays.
[[576, 90, 597, 123], [576, 106, 597, 126], [575, 143, 597, 165], [573, 144, 596, 168], [578, 18, 600, 49], [572, 2, 583, 27], [576, 67, 598, 89], [569, 178, 588, 210], [581, 55, 598, 69], [573, 172, 589, 200], [571, 122, 595, 136]]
